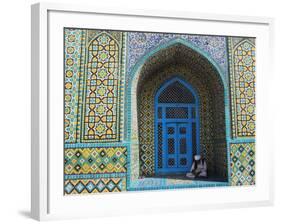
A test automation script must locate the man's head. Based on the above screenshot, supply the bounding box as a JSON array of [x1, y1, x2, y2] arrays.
[[194, 155, 201, 161]]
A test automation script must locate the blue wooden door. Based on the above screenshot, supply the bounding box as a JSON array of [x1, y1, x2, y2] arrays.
[[155, 77, 200, 175], [165, 122, 192, 172]]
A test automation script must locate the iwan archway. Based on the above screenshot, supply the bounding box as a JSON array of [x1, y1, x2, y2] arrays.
[[127, 39, 230, 189]]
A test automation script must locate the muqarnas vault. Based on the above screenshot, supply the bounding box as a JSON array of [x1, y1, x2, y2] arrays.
[[64, 29, 256, 195]]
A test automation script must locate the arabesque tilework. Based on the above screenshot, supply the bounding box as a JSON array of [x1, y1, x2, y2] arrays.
[[127, 33, 229, 81], [64, 28, 256, 195]]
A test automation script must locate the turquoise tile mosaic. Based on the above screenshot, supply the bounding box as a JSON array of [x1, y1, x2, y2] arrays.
[[64, 28, 256, 195]]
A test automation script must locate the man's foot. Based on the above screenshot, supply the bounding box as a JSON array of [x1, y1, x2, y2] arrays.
[[186, 173, 195, 178]]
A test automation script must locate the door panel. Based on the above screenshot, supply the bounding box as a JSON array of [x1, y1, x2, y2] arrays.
[[166, 123, 177, 169], [177, 123, 192, 169], [160, 122, 193, 174]]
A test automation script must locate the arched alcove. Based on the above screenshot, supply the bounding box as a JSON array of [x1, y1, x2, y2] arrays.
[[129, 40, 229, 182]]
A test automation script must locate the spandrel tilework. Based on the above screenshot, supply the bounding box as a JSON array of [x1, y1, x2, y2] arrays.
[[63, 28, 256, 195]]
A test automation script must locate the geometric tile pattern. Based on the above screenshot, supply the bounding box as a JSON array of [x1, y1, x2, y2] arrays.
[[127, 32, 229, 82], [63, 28, 256, 195], [64, 28, 127, 195], [82, 32, 121, 141], [230, 143, 255, 186], [138, 50, 227, 178], [64, 178, 126, 194], [229, 38, 256, 137], [63, 28, 124, 144], [138, 85, 154, 176], [64, 29, 83, 143], [64, 147, 127, 175]]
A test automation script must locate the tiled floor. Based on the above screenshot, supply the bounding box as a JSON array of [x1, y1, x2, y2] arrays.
[[128, 176, 229, 191]]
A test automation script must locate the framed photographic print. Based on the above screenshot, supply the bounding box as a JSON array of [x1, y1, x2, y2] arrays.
[[31, 2, 274, 221]]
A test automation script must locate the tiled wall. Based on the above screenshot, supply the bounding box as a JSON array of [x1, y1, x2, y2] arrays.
[[228, 37, 256, 185], [137, 48, 227, 178], [64, 28, 256, 194]]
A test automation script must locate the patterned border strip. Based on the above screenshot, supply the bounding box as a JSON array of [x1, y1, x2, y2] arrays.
[[65, 172, 126, 180], [64, 29, 83, 143], [64, 177, 126, 194], [64, 147, 127, 175], [118, 32, 127, 141]]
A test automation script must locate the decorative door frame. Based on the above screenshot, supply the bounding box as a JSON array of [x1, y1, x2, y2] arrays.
[[154, 77, 200, 175]]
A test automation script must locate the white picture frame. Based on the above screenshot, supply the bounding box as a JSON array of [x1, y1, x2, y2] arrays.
[[31, 2, 275, 221]]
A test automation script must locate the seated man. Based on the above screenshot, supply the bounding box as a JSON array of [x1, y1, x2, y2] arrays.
[[186, 155, 207, 178]]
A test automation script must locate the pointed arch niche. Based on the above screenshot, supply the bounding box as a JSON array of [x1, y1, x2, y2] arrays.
[[127, 39, 230, 186]]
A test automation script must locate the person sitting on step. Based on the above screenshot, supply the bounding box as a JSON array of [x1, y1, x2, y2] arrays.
[[186, 154, 207, 178]]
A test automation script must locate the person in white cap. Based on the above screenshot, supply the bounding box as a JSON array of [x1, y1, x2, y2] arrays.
[[186, 154, 207, 178]]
